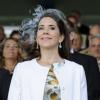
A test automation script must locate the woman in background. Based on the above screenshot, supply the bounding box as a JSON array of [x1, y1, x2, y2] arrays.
[[0, 38, 23, 100], [10, 30, 21, 40]]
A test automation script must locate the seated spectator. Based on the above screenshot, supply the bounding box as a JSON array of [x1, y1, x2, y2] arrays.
[[69, 31, 100, 100], [70, 31, 83, 52], [67, 10, 89, 48], [90, 24, 100, 36], [0, 25, 6, 45], [0, 38, 23, 100], [67, 10, 89, 35], [10, 30, 29, 60], [80, 24, 100, 57], [89, 35, 100, 71], [0, 25, 6, 65], [9, 30, 21, 40]]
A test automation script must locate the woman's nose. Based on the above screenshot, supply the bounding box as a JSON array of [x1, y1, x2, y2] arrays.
[[43, 28, 49, 34], [10, 46, 16, 50]]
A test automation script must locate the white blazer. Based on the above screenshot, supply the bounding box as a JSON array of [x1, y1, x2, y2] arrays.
[[8, 58, 87, 100]]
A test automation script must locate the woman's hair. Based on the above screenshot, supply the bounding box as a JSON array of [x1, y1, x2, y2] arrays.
[[10, 30, 20, 38], [0, 37, 23, 68], [32, 9, 70, 59]]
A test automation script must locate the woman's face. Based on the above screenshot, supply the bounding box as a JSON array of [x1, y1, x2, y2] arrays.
[[70, 32, 82, 51], [12, 33, 20, 40], [3, 39, 19, 60], [36, 17, 64, 49]]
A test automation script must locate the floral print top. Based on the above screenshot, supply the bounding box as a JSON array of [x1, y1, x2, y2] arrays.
[[43, 64, 61, 100]]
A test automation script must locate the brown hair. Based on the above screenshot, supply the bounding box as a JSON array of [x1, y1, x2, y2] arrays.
[[0, 37, 23, 68], [32, 10, 70, 59]]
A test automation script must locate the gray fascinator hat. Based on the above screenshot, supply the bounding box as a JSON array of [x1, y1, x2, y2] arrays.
[[19, 5, 44, 44], [19, 5, 68, 45]]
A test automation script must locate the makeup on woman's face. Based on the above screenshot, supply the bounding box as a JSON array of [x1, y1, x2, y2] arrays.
[[3, 39, 19, 59], [36, 17, 63, 49]]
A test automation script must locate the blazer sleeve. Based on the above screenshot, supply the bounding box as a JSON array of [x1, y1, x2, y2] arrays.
[[80, 66, 88, 100], [7, 63, 21, 100]]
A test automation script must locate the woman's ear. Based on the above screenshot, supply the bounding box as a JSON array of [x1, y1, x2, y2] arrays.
[[59, 34, 64, 42]]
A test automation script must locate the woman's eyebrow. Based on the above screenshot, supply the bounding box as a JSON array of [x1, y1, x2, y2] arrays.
[[39, 25, 56, 27]]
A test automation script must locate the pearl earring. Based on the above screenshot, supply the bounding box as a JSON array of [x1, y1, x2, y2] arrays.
[[59, 42, 62, 48]]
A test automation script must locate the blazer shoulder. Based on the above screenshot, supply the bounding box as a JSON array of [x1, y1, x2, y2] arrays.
[[64, 59, 84, 70], [14, 59, 36, 72], [17, 59, 36, 66]]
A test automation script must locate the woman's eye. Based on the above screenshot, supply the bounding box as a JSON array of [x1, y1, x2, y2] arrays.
[[4, 45, 18, 48], [13, 46, 18, 48], [38, 27, 43, 30], [5, 45, 10, 48], [50, 27, 55, 30]]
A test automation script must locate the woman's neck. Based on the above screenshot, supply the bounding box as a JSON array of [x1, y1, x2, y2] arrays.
[[38, 48, 63, 65], [4, 59, 17, 72]]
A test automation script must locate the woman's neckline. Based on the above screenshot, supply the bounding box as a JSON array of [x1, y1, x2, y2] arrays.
[[35, 58, 65, 69]]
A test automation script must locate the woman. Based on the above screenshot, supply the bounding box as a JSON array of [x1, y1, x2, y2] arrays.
[[10, 30, 21, 40], [8, 8, 87, 100], [70, 31, 83, 52], [0, 38, 23, 100]]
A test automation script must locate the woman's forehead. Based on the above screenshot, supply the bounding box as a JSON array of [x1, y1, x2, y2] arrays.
[[39, 17, 57, 26], [5, 39, 17, 45]]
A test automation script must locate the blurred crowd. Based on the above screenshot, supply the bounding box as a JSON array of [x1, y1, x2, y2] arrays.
[[0, 9, 100, 100]]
